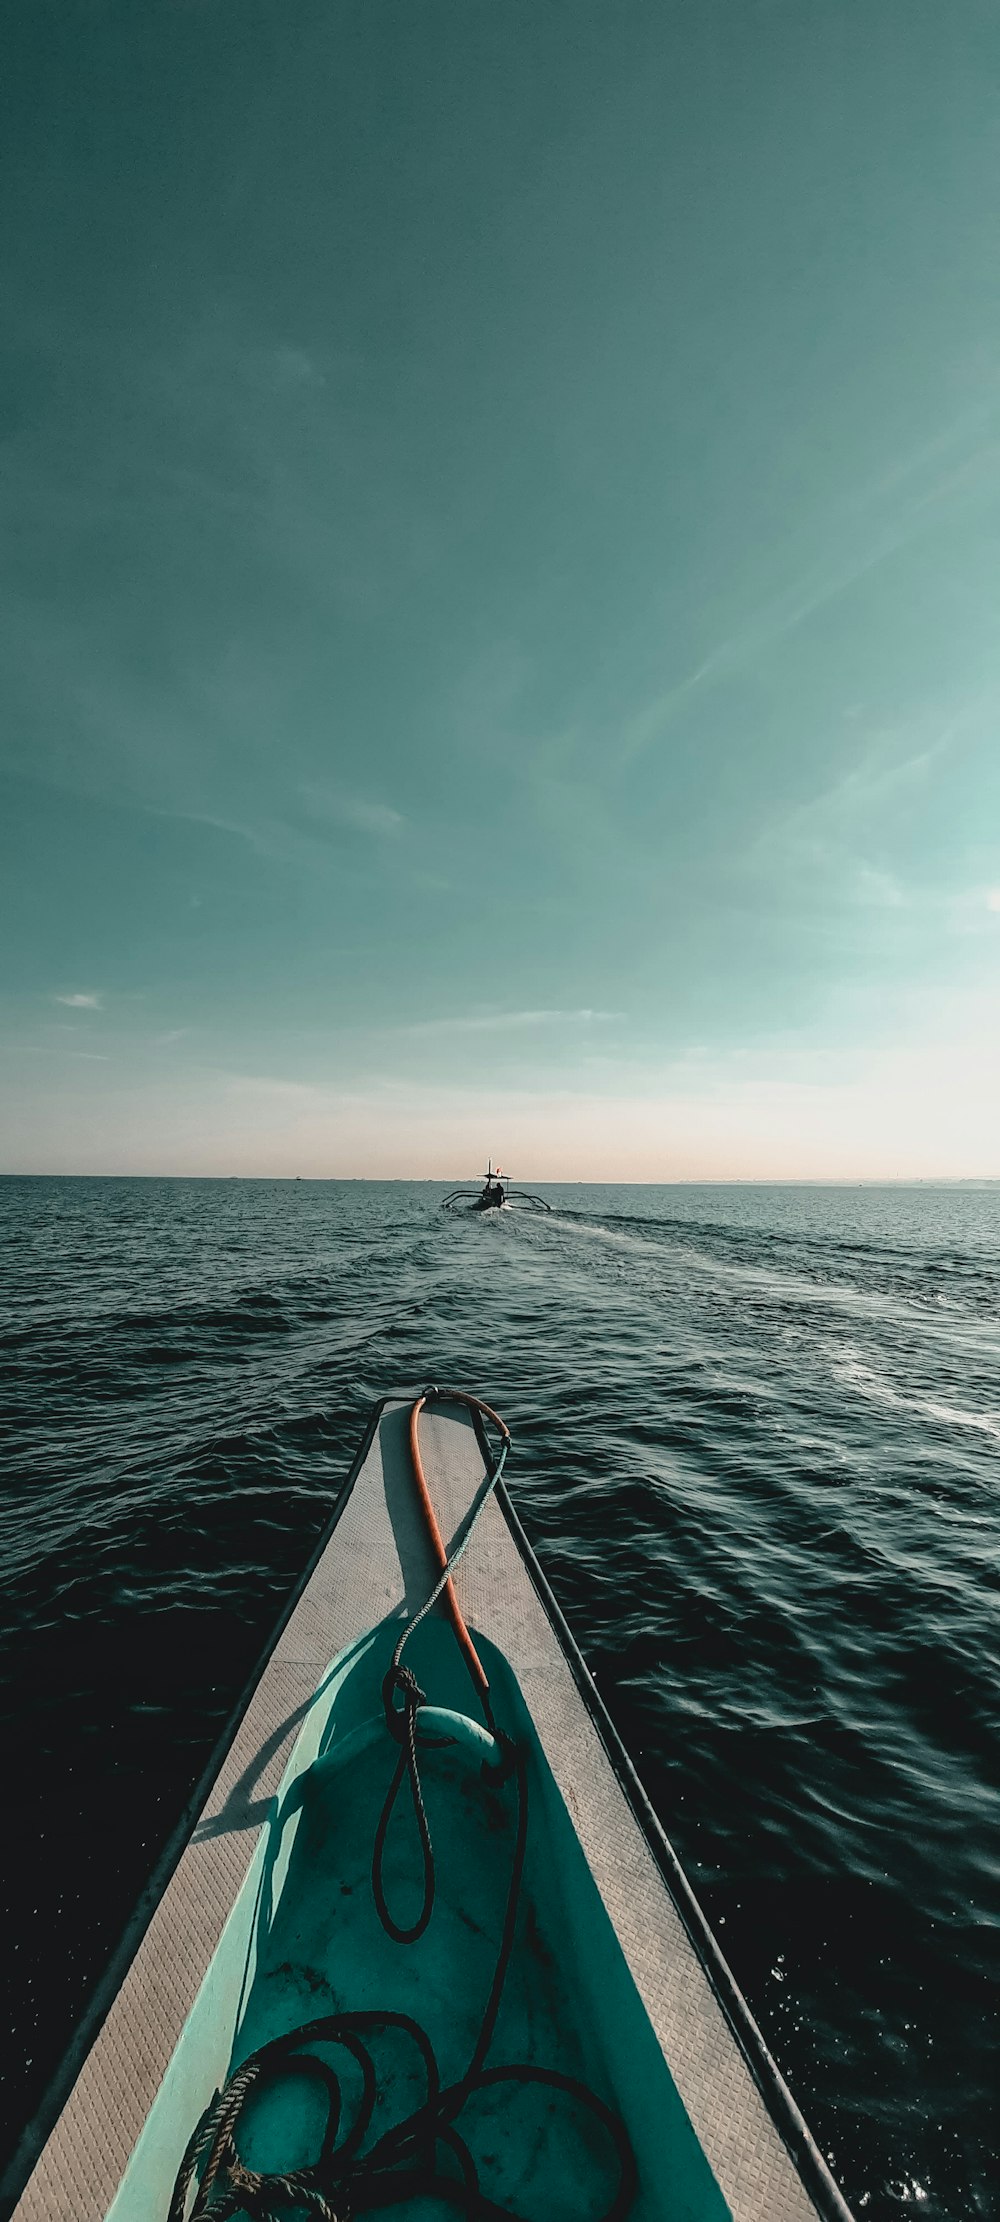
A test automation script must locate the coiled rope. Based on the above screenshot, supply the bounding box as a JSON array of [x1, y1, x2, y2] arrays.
[[170, 1388, 636, 2222]]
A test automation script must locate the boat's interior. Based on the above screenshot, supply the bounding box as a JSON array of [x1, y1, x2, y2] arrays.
[[107, 1614, 728, 2222]]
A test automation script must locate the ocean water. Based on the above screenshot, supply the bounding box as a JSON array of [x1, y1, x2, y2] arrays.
[[0, 1175, 997, 2219]]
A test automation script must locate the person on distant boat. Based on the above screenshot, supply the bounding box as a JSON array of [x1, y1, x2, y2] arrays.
[[495, 1182, 505, 1204]]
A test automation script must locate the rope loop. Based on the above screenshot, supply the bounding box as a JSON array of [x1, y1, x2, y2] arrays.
[[372, 1669, 435, 1946], [381, 1662, 425, 1744]]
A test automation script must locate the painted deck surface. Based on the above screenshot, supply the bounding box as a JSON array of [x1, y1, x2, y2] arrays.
[[10, 1397, 844, 2222]]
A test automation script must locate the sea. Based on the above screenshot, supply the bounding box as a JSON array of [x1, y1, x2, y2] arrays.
[[0, 1176, 997, 2220]]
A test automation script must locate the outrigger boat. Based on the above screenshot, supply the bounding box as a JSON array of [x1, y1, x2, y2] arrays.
[[443, 1165, 551, 1214], [4, 1391, 853, 2222]]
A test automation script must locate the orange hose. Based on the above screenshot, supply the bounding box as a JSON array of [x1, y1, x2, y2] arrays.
[[408, 1390, 509, 1701]]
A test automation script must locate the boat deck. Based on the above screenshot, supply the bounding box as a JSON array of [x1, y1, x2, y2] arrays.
[[7, 1395, 850, 2222]]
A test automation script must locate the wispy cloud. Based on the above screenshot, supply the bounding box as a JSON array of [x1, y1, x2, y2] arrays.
[[176, 809, 269, 852], [617, 410, 1000, 768], [300, 784, 404, 838], [618, 527, 919, 767], [851, 866, 907, 910], [786, 720, 966, 828], [222, 1073, 325, 1104], [12, 1042, 108, 1059], [131, 791, 405, 875], [54, 991, 102, 1008], [753, 711, 978, 905], [401, 1008, 623, 1038]]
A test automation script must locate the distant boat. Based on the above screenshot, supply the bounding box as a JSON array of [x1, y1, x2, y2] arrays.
[[5, 1391, 853, 2222], [443, 1162, 551, 1213]]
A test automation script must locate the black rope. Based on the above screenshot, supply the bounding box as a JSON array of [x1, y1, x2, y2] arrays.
[[172, 1736, 635, 2222], [371, 1666, 436, 1944]]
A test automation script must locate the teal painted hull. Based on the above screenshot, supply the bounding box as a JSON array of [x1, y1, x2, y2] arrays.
[[109, 1617, 727, 2222]]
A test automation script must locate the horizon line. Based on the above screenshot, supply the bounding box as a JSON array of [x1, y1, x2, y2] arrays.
[[2, 1171, 999, 1187]]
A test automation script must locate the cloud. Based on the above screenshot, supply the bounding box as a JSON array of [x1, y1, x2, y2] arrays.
[[852, 866, 907, 909], [791, 721, 965, 829], [137, 792, 403, 871], [140, 805, 270, 855], [617, 530, 916, 766], [301, 784, 404, 838], [54, 991, 102, 1008], [248, 344, 325, 394], [987, 889, 1000, 913], [222, 1073, 326, 1104], [401, 1008, 623, 1038], [617, 411, 1000, 768], [753, 713, 977, 903]]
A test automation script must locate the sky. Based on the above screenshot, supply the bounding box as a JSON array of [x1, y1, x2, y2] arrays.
[[3, 0, 1000, 1179]]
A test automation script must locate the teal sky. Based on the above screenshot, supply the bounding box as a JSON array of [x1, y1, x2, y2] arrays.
[[3, 0, 1000, 1177]]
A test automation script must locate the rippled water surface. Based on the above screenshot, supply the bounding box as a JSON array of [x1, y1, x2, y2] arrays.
[[1, 1176, 998, 2218]]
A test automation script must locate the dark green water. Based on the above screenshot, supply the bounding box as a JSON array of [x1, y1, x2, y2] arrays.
[[1, 1177, 998, 2218]]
